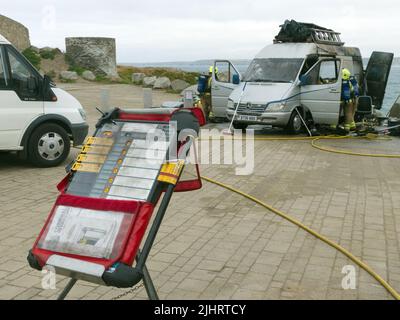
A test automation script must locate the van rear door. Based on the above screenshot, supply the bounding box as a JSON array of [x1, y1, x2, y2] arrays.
[[365, 51, 394, 110], [211, 60, 241, 118]]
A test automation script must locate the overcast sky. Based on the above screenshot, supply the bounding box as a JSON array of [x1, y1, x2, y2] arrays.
[[2, 0, 400, 62]]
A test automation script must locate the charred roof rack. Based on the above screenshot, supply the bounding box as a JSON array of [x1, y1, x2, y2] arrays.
[[274, 20, 345, 46]]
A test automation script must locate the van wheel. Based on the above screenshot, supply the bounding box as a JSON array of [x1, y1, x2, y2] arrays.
[[28, 123, 70, 167], [233, 122, 248, 131], [287, 109, 304, 134]]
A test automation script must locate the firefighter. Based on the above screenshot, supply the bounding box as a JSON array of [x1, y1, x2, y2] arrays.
[[341, 68, 360, 132], [199, 66, 218, 121]]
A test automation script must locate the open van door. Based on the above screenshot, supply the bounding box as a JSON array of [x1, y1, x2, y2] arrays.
[[211, 60, 241, 118], [365, 51, 394, 110]]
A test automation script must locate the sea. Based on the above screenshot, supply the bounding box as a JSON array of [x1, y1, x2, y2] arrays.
[[125, 59, 400, 114]]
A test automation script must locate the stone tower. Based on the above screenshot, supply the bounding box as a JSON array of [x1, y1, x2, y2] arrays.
[[65, 37, 118, 78], [0, 15, 31, 51]]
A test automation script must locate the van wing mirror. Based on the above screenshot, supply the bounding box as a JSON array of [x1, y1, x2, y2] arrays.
[[232, 74, 240, 85], [299, 74, 311, 86]]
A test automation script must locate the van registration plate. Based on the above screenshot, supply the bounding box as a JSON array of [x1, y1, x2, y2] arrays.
[[237, 115, 258, 122]]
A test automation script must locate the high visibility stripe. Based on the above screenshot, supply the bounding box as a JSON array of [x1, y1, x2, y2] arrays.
[[77, 154, 107, 164], [157, 160, 185, 185], [85, 136, 114, 146], [71, 162, 102, 173], [81, 145, 112, 155]]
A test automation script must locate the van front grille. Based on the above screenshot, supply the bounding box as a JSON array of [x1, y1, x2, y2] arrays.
[[236, 103, 266, 115]]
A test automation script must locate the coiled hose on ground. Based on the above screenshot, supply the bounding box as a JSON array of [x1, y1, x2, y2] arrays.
[[200, 134, 400, 299]]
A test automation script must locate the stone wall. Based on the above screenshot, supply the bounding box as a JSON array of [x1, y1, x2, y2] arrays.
[[0, 15, 30, 51], [65, 37, 118, 78]]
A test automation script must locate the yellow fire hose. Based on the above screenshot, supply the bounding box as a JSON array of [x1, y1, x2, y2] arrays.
[[199, 133, 400, 299]]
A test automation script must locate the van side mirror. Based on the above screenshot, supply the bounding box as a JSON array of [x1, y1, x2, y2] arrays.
[[299, 74, 311, 86], [232, 74, 240, 85]]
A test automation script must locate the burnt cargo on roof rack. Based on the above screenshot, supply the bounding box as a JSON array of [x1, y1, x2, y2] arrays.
[[274, 19, 344, 46]]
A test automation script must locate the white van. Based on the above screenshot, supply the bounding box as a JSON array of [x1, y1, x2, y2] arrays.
[[0, 35, 88, 166], [211, 22, 393, 133]]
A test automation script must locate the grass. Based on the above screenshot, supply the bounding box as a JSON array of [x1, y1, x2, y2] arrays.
[[117, 65, 199, 86]]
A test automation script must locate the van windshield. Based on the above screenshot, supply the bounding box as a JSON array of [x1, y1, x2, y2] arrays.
[[243, 58, 304, 83]]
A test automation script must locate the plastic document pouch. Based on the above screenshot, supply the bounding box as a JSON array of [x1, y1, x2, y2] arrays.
[[37, 205, 135, 260]]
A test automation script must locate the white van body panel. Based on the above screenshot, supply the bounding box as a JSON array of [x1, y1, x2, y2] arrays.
[[0, 91, 44, 149], [0, 35, 11, 45], [229, 82, 296, 106], [44, 88, 85, 125], [255, 43, 317, 59]]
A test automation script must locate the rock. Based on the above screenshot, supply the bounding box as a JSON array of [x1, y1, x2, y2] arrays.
[[82, 70, 96, 81], [171, 79, 190, 92], [143, 76, 157, 87], [181, 84, 199, 96], [153, 77, 171, 89], [132, 73, 145, 84], [60, 71, 78, 81], [65, 37, 118, 78]]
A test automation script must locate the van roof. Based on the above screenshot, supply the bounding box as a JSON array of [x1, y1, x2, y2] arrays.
[[0, 34, 11, 45], [256, 43, 318, 59], [255, 42, 361, 59]]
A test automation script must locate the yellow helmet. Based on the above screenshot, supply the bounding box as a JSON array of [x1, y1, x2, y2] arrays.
[[342, 68, 351, 80], [209, 66, 218, 74]]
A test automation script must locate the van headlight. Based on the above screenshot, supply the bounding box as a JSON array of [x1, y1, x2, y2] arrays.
[[227, 99, 235, 110], [79, 108, 87, 121], [266, 102, 286, 112]]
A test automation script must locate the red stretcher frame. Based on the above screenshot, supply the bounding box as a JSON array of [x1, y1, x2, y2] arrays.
[[28, 107, 204, 300]]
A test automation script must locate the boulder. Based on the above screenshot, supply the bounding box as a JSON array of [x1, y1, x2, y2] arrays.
[[153, 77, 171, 89], [132, 73, 145, 84], [82, 70, 96, 81], [60, 71, 78, 81], [181, 84, 199, 96], [171, 79, 190, 92], [143, 76, 157, 87]]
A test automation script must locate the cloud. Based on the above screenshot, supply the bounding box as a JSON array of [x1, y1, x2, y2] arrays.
[[1, 0, 399, 61]]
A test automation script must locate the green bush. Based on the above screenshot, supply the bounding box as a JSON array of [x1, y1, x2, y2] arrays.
[[68, 65, 86, 76], [22, 48, 41, 69], [40, 49, 58, 60]]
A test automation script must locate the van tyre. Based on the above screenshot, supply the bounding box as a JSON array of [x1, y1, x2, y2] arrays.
[[287, 109, 304, 134], [28, 123, 70, 167], [233, 122, 248, 131]]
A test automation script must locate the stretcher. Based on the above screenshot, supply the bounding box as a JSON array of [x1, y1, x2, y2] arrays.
[[28, 107, 205, 300]]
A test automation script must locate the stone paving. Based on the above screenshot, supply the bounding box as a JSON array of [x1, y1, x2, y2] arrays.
[[1, 82, 400, 300]]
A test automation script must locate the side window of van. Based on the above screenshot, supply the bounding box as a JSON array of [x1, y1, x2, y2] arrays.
[[319, 60, 339, 84], [215, 61, 239, 84], [307, 59, 340, 85], [6, 46, 40, 100], [0, 48, 8, 88]]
